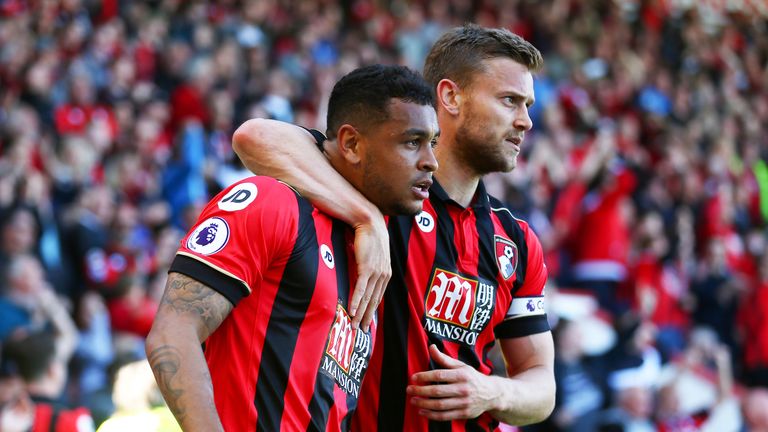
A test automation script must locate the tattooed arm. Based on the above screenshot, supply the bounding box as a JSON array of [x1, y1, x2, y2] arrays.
[[145, 272, 233, 432]]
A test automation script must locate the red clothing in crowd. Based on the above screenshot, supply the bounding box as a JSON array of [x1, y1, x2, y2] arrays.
[[632, 253, 689, 329], [54, 104, 118, 138], [569, 168, 636, 280], [738, 280, 768, 370], [33, 403, 93, 432], [169, 84, 210, 132]]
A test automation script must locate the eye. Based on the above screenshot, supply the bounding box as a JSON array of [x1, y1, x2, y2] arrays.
[[430, 138, 438, 148], [405, 139, 420, 148]]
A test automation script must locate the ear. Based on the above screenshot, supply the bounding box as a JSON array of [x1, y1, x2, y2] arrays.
[[335, 124, 363, 164], [436, 78, 462, 116]]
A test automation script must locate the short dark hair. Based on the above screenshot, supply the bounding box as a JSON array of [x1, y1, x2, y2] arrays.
[[326, 64, 434, 137], [423, 24, 543, 89], [2, 329, 57, 382]]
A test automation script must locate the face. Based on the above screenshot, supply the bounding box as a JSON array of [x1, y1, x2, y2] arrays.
[[0, 377, 34, 432], [454, 57, 534, 175], [358, 99, 439, 215]]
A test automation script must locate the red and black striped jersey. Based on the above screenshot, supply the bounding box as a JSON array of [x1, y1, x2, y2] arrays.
[[169, 176, 375, 432], [352, 179, 549, 432]]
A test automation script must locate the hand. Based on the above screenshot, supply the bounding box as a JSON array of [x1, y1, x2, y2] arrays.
[[406, 345, 500, 421], [349, 219, 391, 332]]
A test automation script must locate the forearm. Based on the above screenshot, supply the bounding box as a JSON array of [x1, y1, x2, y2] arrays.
[[493, 332, 556, 425], [232, 118, 383, 228], [487, 365, 556, 425], [146, 272, 233, 431], [146, 325, 223, 432], [41, 293, 79, 361]]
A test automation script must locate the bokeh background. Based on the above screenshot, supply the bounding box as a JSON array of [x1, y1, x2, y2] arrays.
[[0, 0, 767, 430]]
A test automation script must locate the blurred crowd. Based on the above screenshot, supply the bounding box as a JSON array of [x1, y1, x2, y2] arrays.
[[0, 0, 766, 430]]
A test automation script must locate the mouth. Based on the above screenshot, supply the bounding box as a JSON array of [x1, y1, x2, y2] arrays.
[[505, 136, 522, 152], [412, 179, 433, 200]]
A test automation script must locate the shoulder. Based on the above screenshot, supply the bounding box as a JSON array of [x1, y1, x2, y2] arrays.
[[214, 176, 313, 216], [488, 196, 538, 240]]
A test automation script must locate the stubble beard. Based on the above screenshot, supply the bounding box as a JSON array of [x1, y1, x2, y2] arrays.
[[362, 163, 421, 217], [454, 118, 517, 176]]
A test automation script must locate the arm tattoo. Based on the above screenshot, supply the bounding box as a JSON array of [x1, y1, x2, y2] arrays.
[[161, 273, 234, 338], [147, 345, 187, 420]]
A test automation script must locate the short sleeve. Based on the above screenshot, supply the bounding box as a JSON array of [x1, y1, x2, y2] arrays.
[[494, 220, 550, 339], [169, 177, 300, 305]]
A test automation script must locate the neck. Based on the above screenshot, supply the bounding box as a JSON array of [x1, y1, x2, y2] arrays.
[[434, 137, 481, 208]]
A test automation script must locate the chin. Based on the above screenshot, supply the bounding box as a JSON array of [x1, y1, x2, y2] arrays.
[[391, 201, 423, 216]]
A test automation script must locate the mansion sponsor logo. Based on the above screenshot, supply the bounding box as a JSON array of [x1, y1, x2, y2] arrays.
[[320, 304, 373, 398], [423, 268, 496, 346]]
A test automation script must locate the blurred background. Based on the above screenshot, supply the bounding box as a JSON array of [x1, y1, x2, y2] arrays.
[[0, 0, 766, 430]]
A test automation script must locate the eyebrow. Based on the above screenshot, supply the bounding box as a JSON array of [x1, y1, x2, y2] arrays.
[[401, 128, 441, 138], [503, 90, 535, 106]]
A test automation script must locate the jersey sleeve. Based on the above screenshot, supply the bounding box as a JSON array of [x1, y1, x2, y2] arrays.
[[169, 177, 300, 306], [494, 220, 550, 339]]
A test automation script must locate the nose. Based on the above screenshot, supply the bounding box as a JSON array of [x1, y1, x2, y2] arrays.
[[513, 105, 533, 132], [419, 144, 438, 173]]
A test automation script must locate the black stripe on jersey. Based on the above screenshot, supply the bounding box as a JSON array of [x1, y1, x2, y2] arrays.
[[331, 220, 351, 307], [377, 216, 413, 431], [488, 197, 529, 295], [169, 255, 248, 305], [254, 197, 318, 432], [306, 220, 351, 432], [474, 202, 500, 297]]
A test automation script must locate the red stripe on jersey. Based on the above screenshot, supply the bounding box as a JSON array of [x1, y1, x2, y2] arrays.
[[404, 201, 440, 429]]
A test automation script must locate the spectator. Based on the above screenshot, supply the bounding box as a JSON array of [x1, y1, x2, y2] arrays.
[[2, 329, 95, 432], [0, 254, 78, 358], [96, 360, 179, 432], [740, 387, 768, 432], [548, 319, 606, 432], [0, 374, 35, 432]]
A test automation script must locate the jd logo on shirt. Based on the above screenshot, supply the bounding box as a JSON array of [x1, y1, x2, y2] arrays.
[[415, 211, 435, 233], [218, 182, 258, 211], [320, 244, 334, 269]]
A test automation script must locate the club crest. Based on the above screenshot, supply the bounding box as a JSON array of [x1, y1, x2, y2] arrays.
[[495, 236, 518, 280]]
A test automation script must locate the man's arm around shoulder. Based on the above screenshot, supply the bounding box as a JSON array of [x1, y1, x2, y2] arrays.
[[232, 118, 390, 330]]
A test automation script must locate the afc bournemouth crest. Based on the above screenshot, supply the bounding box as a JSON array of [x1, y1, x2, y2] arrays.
[[495, 236, 518, 280]]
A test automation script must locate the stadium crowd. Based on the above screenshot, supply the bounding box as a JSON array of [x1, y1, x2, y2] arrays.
[[0, 0, 766, 430]]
